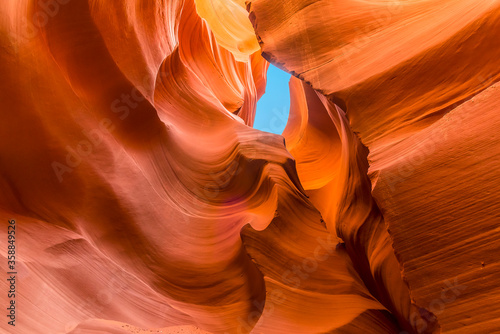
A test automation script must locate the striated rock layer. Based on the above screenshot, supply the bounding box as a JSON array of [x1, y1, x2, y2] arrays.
[[1, 0, 499, 333], [249, 0, 500, 333]]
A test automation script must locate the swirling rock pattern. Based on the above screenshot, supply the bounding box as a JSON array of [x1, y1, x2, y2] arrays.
[[0, 0, 499, 333], [249, 0, 500, 333]]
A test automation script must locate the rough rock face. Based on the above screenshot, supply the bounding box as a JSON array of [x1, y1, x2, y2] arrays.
[[0, 0, 499, 334]]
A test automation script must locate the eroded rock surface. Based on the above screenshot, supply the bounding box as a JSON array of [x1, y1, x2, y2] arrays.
[[1, 0, 499, 333]]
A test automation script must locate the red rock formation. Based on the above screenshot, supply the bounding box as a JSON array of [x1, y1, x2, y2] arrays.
[[249, 0, 500, 333], [1, 0, 499, 333]]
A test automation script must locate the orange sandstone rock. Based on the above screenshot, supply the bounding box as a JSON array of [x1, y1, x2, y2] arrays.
[[1, 0, 499, 333]]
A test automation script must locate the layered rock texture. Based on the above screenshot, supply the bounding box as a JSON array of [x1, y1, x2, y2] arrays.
[[1, 0, 499, 333]]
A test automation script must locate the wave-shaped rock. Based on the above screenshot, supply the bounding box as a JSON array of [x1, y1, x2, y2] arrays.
[[249, 0, 500, 333], [1, 0, 499, 333]]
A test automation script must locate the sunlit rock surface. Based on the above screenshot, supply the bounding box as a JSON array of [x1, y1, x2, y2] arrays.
[[1, 0, 499, 333], [250, 0, 500, 333]]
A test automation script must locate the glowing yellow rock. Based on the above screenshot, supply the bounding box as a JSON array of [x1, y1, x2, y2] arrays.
[[194, 0, 260, 61]]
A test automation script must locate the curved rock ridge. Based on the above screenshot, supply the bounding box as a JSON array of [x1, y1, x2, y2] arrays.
[[0, 0, 272, 332], [1, 0, 393, 333], [249, 0, 500, 333], [194, 0, 261, 62], [282, 77, 438, 334], [248, 0, 500, 149], [1, 0, 499, 333]]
